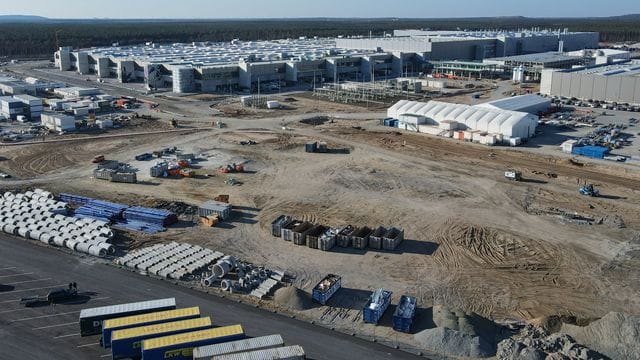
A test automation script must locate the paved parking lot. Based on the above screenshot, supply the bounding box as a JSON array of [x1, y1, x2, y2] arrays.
[[0, 235, 421, 360]]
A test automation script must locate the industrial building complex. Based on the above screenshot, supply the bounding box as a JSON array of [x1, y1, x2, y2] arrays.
[[53, 29, 600, 94], [540, 60, 640, 105]]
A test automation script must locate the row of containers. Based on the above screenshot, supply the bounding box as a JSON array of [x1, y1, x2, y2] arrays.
[[116, 242, 284, 299], [79, 297, 305, 360], [311, 274, 417, 333], [60, 193, 178, 234], [0, 189, 115, 257], [271, 215, 404, 252]]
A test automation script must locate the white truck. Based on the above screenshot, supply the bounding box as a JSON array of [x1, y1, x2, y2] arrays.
[[504, 170, 522, 181]]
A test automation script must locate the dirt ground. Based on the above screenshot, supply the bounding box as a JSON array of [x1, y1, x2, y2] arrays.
[[1, 95, 639, 355]]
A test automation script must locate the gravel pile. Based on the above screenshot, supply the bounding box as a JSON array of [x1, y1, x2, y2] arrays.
[[273, 286, 313, 311]]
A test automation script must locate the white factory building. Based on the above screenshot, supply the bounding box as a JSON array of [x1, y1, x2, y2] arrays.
[[388, 95, 543, 141]]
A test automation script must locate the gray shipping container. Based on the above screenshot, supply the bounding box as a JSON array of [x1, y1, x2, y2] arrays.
[[351, 226, 372, 250], [383, 227, 404, 250], [199, 201, 232, 220], [193, 334, 284, 359], [336, 225, 355, 248], [111, 172, 137, 184], [210, 345, 305, 360], [369, 226, 388, 250], [292, 222, 314, 246]]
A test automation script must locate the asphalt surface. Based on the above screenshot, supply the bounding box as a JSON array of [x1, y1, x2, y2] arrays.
[[0, 235, 423, 360]]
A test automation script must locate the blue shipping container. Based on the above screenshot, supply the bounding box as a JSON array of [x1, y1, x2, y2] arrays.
[[312, 274, 342, 305], [571, 145, 609, 159], [305, 142, 317, 153], [383, 118, 395, 127], [363, 289, 392, 324], [392, 295, 417, 333]]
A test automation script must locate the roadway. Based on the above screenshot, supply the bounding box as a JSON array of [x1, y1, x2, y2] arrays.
[[0, 235, 423, 360]]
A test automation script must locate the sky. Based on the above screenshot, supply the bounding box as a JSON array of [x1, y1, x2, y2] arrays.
[[0, 0, 638, 19]]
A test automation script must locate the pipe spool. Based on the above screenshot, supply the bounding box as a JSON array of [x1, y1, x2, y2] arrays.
[[97, 242, 115, 254], [88, 245, 107, 258], [39, 233, 52, 245], [203, 274, 217, 287], [259, 270, 268, 280], [52, 236, 65, 247], [29, 230, 43, 241], [75, 242, 91, 253], [17, 228, 30, 238], [212, 258, 233, 278], [65, 239, 79, 251], [221, 279, 237, 291]]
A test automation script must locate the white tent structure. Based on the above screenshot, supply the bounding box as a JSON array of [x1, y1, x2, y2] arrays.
[[474, 94, 551, 114], [387, 100, 538, 139]]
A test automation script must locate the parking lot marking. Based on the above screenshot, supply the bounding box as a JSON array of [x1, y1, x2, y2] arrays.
[[77, 343, 99, 348], [11, 310, 80, 322], [6, 284, 67, 293], [32, 321, 77, 330], [0, 266, 17, 271], [0, 272, 33, 278], [0, 308, 33, 314], [6, 278, 51, 285], [54, 333, 80, 339], [0, 299, 19, 304], [100, 354, 111, 358]]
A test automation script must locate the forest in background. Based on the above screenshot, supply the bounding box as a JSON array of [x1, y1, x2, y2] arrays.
[[1, 16, 639, 58]]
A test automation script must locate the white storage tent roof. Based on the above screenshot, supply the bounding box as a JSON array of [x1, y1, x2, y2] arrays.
[[388, 100, 538, 138]]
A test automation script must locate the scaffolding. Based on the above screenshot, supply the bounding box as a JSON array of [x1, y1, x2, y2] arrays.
[[313, 80, 428, 105]]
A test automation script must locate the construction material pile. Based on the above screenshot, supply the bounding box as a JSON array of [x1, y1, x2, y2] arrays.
[[0, 189, 115, 258], [60, 193, 178, 233], [271, 214, 404, 252]]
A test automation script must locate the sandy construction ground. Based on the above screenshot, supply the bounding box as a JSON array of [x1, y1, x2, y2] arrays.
[[0, 96, 638, 354]]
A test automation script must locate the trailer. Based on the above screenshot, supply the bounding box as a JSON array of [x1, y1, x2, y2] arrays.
[[192, 334, 284, 359], [363, 289, 392, 324], [392, 295, 417, 333], [79, 298, 176, 336], [102, 306, 200, 348], [336, 225, 355, 248], [141, 325, 245, 360], [111, 317, 213, 359], [211, 345, 306, 360], [271, 215, 292, 237], [312, 274, 342, 305]]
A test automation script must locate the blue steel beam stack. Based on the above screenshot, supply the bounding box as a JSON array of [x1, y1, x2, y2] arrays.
[[124, 207, 178, 227], [59, 193, 94, 206]]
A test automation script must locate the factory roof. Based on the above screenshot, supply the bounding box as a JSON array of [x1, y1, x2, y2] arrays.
[[475, 95, 551, 112], [568, 61, 640, 76], [486, 52, 578, 64]]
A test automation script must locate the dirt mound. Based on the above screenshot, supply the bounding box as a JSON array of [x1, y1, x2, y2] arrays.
[[273, 286, 313, 311], [414, 327, 494, 358], [432, 221, 558, 269], [529, 315, 594, 334], [561, 312, 640, 360], [432, 305, 499, 339]]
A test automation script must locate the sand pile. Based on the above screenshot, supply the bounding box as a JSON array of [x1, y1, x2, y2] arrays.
[[273, 286, 313, 311], [561, 312, 640, 360]]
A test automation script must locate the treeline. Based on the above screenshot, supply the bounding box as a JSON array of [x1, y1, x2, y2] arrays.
[[0, 17, 639, 59]]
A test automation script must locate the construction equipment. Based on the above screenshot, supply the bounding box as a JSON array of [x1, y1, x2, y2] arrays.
[[200, 214, 219, 227], [179, 169, 195, 178], [20, 283, 78, 307], [218, 163, 244, 174], [214, 194, 229, 203], [224, 177, 239, 186], [92, 155, 105, 163], [239, 140, 257, 145], [504, 170, 522, 181], [579, 184, 600, 197]]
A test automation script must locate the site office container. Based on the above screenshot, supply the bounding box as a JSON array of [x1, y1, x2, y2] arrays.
[[111, 317, 213, 360], [211, 345, 306, 360], [392, 295, 417, 333], [312, 274, 342, 305], [363, 289, 392, 324], [270, 215, 291, 237], [192, 334, 284, 359], [79, 298, 176, 336], [102, 306, 201, 348], [141, 325, 245, 360]]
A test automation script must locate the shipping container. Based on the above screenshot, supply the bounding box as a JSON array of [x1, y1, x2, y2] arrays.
[[111, 317, 213, 359], [305, 224, 328, 249], [571, 145, 609, 159], [351, 226, 372, 250], [304, 142, 317, 153], [210, 345, 306, 360], [292, 222, 313, 246], [79, 298, 176, 336], [382, 227, 404, 251], [363, 289, 392, 324], [141, 325, 245, 360], [368, 226, 387, 250], [318, 228, 337, 251], [312, 274, 342, 305], [392, 295, 417, 333], [336, 225, 355, 248], [271, 215, 291, 237], [198, 201, 232, 220], [102, 306, 200, 348], [192, 334, 284, 359]]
